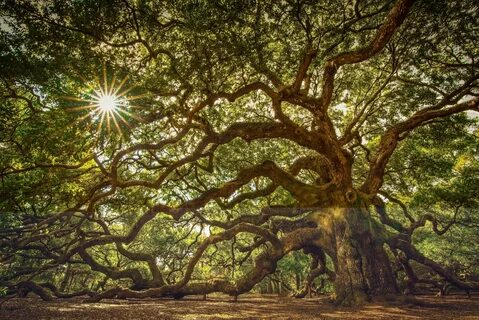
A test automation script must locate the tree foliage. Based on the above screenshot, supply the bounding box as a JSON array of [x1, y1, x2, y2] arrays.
[[0, 0, 478, 305]]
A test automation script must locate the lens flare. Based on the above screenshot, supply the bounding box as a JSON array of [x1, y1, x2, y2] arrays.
[[64, 66, 147, 137]]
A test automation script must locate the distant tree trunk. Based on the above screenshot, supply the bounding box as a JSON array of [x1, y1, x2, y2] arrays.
[[295, 273, 301, 291], [267, 280, 273, 294], [59, 264, 72, 292]]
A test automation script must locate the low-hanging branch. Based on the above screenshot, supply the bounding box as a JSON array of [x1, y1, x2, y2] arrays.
[[1, 0, 478, 308]]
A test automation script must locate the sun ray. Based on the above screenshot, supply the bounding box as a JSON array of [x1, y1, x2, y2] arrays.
[[97, 110, 107, 134], [111, 112, 123, 136], [109, 74, 117, 96], [61, 96, 91, 102], [115, 107, 144, 122], [112, 76, 129, 96], [92, 88, 105, 99], [112, 109, 132, 128], [115, 85, 137, 99], [124, 93, 150, 101], [67, 104, 99, 111], [107, 112, 112, 133], [64, 65, 141, 138], [103, 62, 108, 95]]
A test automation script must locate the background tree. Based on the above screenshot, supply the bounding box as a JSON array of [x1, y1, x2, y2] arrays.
[[0, 0, 478, 306]]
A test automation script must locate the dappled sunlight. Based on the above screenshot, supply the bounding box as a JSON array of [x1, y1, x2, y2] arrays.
[[2, 294, 479, 319], [1, 0, 478, 318]]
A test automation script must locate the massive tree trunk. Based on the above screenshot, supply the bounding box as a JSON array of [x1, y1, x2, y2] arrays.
[[316, 194, 398, 305]]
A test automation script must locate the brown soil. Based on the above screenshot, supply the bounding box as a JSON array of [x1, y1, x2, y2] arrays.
[[1, 294, 479, 320]]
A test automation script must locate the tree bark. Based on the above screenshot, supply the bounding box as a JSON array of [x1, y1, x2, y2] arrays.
[[324, 200, 398, 305]]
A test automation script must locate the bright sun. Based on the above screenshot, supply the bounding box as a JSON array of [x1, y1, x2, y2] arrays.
[[66, 66, 147, 136], [98, 94, 118, 112]]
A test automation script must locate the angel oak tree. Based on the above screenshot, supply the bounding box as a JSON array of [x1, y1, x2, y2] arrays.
[[1, 0, 478, 306]]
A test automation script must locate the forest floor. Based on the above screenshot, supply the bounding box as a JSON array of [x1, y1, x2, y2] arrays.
[[1, 293, 479, 320]]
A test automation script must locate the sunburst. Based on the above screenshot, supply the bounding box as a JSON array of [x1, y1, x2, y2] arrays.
[[64, 66, 146, 137]]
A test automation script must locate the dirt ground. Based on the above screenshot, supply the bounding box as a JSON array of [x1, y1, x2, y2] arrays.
[[1, 293, 479, 320]]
